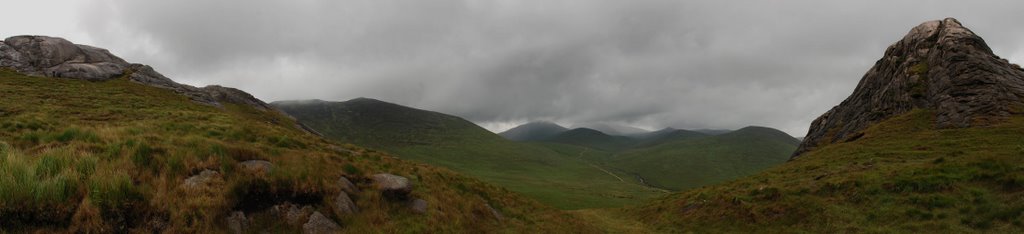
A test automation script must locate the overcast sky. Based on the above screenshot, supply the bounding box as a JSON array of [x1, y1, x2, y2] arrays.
[[4, 1, 1024, 136]]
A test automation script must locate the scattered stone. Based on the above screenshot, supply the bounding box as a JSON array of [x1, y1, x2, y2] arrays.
[[287, 205, 316, 226], [302, 211, 341, 234], [793, 18, 1024, 159], [238, 160, 273, 175], [333, 192, 358, 215], [409, 198, 428, 214], [371, 173, 412, 200], [182, 169, 221, 189], [226, 211, 248, 234], [269, 202, 316, 226], [338, 176, 359, 194]]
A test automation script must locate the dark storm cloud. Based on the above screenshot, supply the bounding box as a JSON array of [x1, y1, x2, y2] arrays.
[[60, 0, 1024, 135]]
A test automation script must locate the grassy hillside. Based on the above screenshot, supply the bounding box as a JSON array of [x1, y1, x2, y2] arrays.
[[609, 126, 799, 190], [629, 110, 1024, 233], [274, 99, 663, 210], [545, 128, 637, 152], [0, 70, 595, 233]]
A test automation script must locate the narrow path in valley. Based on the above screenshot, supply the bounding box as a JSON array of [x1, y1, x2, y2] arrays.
[[632, 174, 671, 193], [577, 148, 625, 182]]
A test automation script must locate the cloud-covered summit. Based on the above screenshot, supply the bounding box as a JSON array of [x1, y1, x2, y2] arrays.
[[5, 0, 1024, 136]]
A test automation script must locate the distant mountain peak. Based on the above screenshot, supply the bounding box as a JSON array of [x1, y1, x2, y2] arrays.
[[572, 122, 649, 136], [794, 18, 1024, 158], [499, 121, 568, 141]]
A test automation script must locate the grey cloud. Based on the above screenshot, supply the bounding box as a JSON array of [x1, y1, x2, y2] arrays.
[[52, 0, 1024, 136]]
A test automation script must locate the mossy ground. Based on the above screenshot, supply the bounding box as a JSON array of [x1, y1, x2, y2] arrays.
[[0, 70, 595, 233]]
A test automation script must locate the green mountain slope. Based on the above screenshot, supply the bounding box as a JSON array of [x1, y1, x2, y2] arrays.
[[497, 121, 568, 141], [629, 110, 1024, 233], [609, 126, 799, 190], [273, 99, 663, 209], [0, 70, 595, 233], [544, 128, 637, 152], [629, 128, 710, 148]]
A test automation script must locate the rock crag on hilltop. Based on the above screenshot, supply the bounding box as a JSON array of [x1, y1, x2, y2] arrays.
[[0, 35, 269, 109], [794, 18, 1024, 158]]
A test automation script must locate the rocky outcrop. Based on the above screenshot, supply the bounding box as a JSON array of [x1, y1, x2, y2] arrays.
[[332, 192, 358, 215], [338, 176, 359, 194], [0, 35, 272, 110], [371, 173, 413, 200], [0, 36, 127, 80], [302, 212, 341, 234], [203, 85, 274, 111], [182, 169, 222, 190], [793, 18, 1024, 159]]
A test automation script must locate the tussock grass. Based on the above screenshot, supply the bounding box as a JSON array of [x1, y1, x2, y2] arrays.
[[0, 69, 593, 232], [628, 110, 1024, 233]]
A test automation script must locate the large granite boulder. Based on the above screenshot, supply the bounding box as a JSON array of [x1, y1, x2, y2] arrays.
[[371, 173, 412, 200], [332, 192, 358, 215], [793, 18, 1024, 158], [0, 36, 128, 80]]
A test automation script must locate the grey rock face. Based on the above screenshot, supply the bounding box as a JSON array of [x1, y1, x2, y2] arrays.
[[332, 192, 358, 215], [0, 36, 128, 80], [238, 160, 273, 175], [371, 173, 413, 200], [302, 211, 341, 234], [793, 18, 1024, 159], [338, 176, 359, 194], [0, 35, 275, 111]]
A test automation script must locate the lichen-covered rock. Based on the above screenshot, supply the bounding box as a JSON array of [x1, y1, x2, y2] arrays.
[[0, 36, 128, 80], [0, 35, 279, 112], [332, 192, 358, 216], [371, 173, 412, 200], [302, 211, 341, 234], [793, 18, 1024, 158]]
